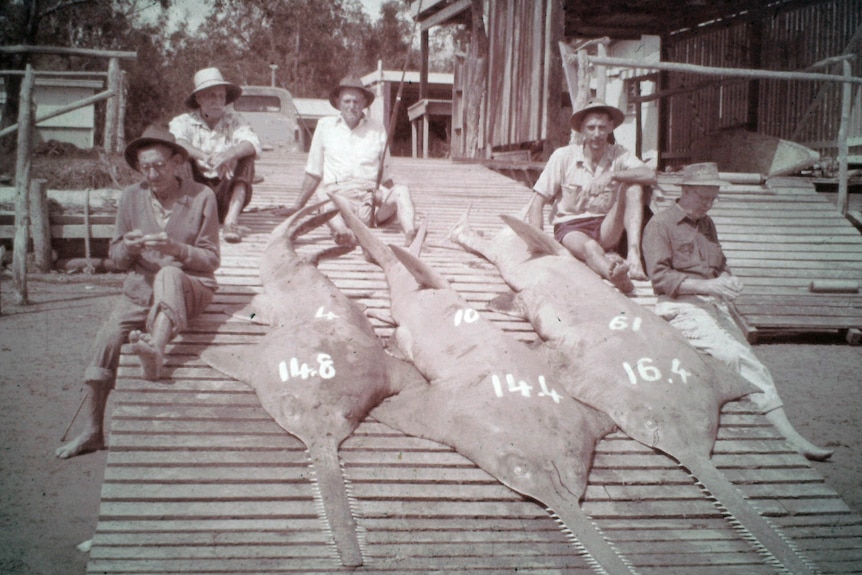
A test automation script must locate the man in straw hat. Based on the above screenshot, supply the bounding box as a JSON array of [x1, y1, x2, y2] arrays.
[[643, 162, 832, 461], [55, 125, 221, 459], [275, 76, 417, 246], [169, 67, 261, 243], [527, 99, 655, 293]]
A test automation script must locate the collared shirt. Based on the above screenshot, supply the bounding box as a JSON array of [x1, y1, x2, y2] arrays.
[[306, 114, 392, 193], [533, 143, 646, 225], [111, 176, 221, 306], [643, 201, 730, 298], [169, 110, 261, 179]]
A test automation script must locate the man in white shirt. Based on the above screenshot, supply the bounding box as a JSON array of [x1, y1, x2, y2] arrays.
[[276, 76, 417, 246], [170, 67, 261, 243]]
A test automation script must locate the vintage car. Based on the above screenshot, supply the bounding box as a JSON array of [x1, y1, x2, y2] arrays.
[[232, 85, 304, 153]]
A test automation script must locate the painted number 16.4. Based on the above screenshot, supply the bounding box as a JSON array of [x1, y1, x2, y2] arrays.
[[622, 357, 690, 385]]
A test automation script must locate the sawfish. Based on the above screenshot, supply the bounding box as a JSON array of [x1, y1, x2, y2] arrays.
[[449, 211, 821, 575], [330, 193, 642, 575], [200, 204, 423, 567]]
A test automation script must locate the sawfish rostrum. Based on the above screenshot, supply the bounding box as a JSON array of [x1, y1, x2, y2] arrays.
[[449, 212, 822, 575], [200, 205, 422, 568], [330, 193, 639, 575]]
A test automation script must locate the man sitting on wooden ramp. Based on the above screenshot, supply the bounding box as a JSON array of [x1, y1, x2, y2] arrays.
[[274, 76, 417, 247], [643, 162, 832, 461], [526, 99, 655, 293], [56, 125, 220, 459]]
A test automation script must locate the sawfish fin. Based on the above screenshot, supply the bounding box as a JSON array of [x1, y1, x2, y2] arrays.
[[200, 344, 257, 387], [488, 291, 528, 319], [308, 244, 356, 266], [389, 245, 450, 290], [327, 192, 398, 270], [499, 214, 567, 257], [706, 355, 762, 403], [382, 352, 428, 395], [226, 293, 277, 326], [267, 200, 335, 247], [406, 219, 428, 258]]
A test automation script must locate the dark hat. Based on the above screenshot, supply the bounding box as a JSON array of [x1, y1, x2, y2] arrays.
[[570, 99, 625, 132], [184, 67, 243, 109], [124, 124, 188, 170], [329, 76, 375, 109], [680, 162, 728, 187]]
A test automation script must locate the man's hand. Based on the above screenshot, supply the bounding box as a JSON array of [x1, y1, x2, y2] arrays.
[[123, 229, 146, 255], [708, 275, 744, 300], [142, 231, 182, 258], [208, 149, 235, 179]]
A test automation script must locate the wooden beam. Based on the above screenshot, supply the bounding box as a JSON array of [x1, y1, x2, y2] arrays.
[[838, 59, 852, 216], [420, 0, 470, 31], [585, 55, 862, 86], [0, 89, 115, 139], [104, 57, 120, 152], [0, 45, 136, 59], [29, 179, 51, 272]]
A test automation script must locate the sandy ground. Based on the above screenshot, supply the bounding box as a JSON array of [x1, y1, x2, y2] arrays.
[[0, 272, 860, 575]]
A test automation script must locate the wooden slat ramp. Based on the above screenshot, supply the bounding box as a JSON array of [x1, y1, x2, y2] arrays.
[[88, 153, 862, 574]]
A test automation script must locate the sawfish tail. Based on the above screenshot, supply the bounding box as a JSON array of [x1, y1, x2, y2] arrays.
[[307, 442, 365, 568], [685, 457, 822, 575], [550, 499, 638, 575]]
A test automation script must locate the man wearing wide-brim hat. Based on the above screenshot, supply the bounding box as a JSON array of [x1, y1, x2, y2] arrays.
[[169, 67, 261, 243], [56, 125, 221, 460], [275, 76, 417, 247], [643, 162, 832, 461], [526, 99, 656, 293]]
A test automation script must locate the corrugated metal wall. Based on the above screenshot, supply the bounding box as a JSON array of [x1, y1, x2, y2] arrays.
[[663, 0, 862, 167]]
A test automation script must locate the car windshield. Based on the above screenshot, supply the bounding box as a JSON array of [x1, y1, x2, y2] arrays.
[[235, 95, 281, 113]]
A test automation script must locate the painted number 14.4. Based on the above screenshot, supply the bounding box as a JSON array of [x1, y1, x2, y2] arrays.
[[490, 373, 562, 403]]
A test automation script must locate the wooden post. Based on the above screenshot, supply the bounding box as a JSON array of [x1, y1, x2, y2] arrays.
[[596, 41, 607, 102], [29, 179, 51, 272], [117, 70, 127, 151], [13, 65, 35, 304], [103, 57, 120, 152], [837, 58, 851, 216]]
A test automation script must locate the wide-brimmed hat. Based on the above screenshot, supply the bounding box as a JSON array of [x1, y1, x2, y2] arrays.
[[329, 76, 375, 109], [184, 67, 243, 109], [570, 99, 625, 132], [124, 124, 188, 170], [680, 162, 728, 187]]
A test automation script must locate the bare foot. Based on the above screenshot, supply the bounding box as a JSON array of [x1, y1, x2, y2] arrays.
[[627, 257, 648, 281], [446, 210, 483, 254], [606, 255, 634, 293], [55, 431, 104, 459], [129, 330, 164, 381], [403, 228, 418, 247]]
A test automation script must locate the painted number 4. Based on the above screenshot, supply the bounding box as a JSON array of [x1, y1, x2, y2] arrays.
[[491, 373, 562, 403], [315, 306, 338, 320]]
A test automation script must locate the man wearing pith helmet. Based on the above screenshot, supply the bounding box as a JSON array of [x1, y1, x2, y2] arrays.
[[169, 67, 261, 244], [527, 99, 656, 293], [643, 162, 832, 461], [276, 75, 417, 247]]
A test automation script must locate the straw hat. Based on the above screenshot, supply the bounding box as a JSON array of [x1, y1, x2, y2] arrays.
[[570, 99, 625, 132], [329, 76, 375, 109], [184, 67, 243, 109], [680, 162, 728, 187], [124, 124, 188, 170]]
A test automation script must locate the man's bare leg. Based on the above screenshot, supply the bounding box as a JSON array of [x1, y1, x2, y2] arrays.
[[447, 209, 487, 255], [563, 232, 634, 293], [384, 185, 417, 246], [622, 185, 647, 280], [223, 184, 246, 243], [55, 380, 109, 459], [129, 312, 173, 381]]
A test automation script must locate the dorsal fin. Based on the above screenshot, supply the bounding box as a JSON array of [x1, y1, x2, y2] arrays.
[[407, 219, 428, 258], [267, 200, 333, 248], [327, 191, 403, 273], [389, 245, 450, 290], [289, 208, 339, 241], [499, 214, 567, 257], [309, 244, 355, 266]]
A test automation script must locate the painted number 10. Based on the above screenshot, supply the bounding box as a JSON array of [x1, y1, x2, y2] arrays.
[[454, 307, 479, 326]]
